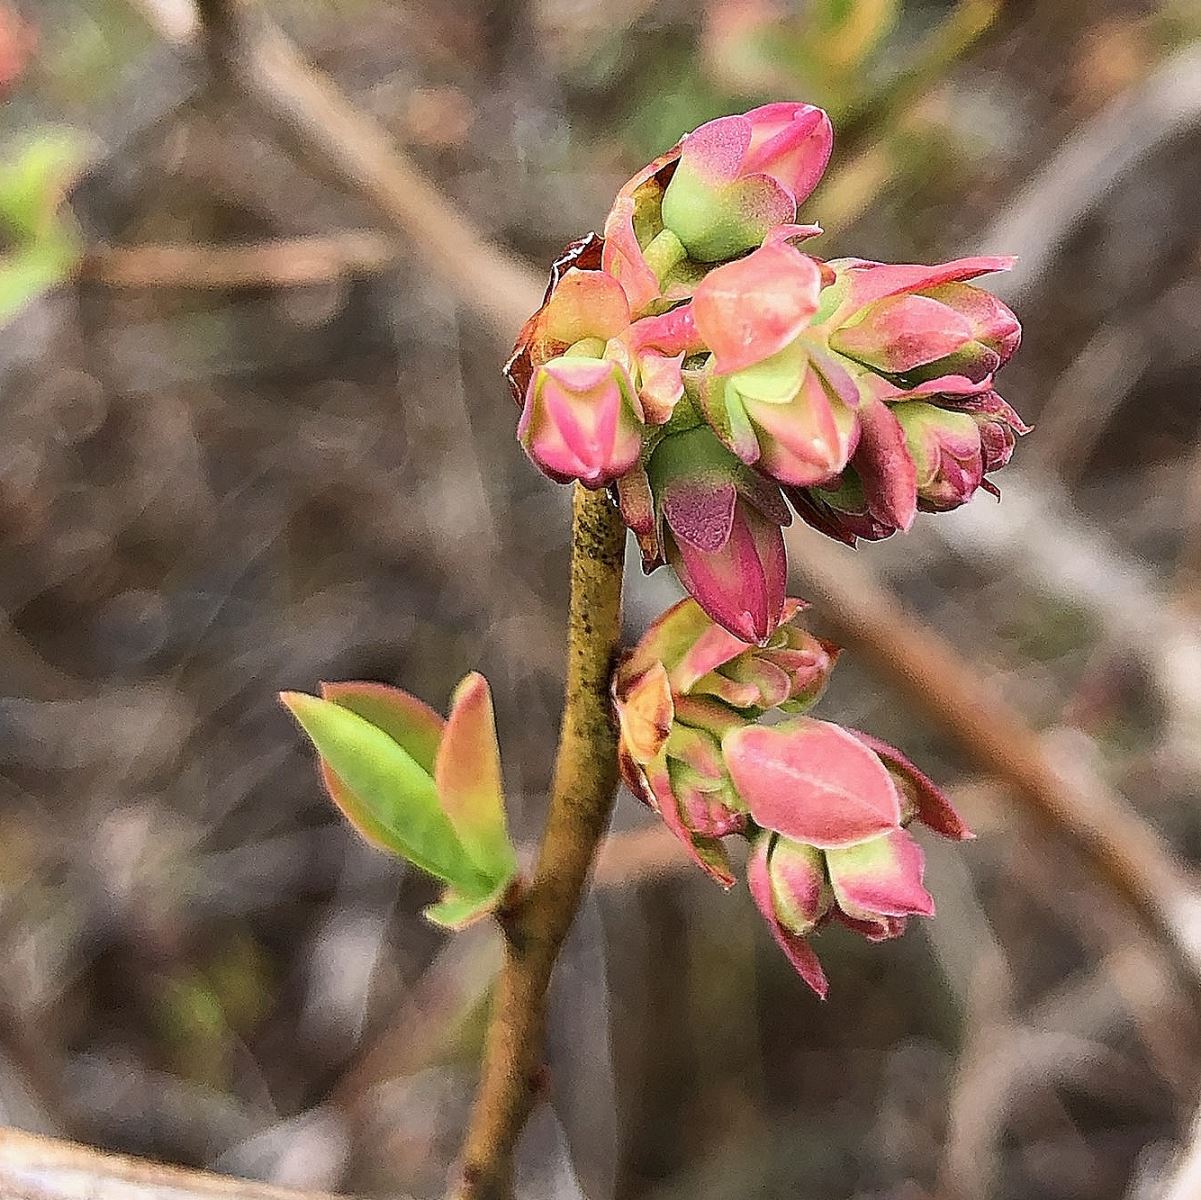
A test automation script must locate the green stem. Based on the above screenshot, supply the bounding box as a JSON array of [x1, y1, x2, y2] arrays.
[[449, 485, 626, 1200], [641, 227, 688, 285]]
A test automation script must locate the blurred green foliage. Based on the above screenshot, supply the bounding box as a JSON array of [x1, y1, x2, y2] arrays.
[[0, 129, 84, 324]]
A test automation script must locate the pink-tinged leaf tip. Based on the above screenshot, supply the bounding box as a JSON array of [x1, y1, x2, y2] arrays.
[[436, 672, 517, 881]]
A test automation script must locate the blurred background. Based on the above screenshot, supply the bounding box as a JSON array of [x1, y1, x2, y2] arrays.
[[2, 1, 1201, 1198]]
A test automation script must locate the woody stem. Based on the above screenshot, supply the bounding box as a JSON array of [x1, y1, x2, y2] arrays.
[[449, 484, 626, 1200]]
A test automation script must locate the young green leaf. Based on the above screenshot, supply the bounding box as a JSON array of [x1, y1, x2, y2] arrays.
[[0, 236, 81, 325], [320, 680, 444, 774], [281, 691, 492, 894], [0, 130, 86, 242], [424, 875, 516, 932]]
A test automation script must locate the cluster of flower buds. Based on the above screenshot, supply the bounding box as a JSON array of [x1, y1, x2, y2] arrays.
[[508, 102, 1025, 644], [613, 597, 971, 996]]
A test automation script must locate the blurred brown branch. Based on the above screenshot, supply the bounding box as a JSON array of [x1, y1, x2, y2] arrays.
[[0, 1127, 365, 1200], [985, 43, 1201, 303], [927, 475, 1201, 769], [787, 524, 1201, 990], [81, 232, 402, 289], [130, 0, 540, 333]]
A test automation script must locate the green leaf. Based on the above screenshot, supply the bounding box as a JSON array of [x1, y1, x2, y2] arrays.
[[0, 234, 81, 326], [424, 874, 516, 932], [0, 130, 87, 242], [281, 691, 492, 893], [320, 680, 444, 775]]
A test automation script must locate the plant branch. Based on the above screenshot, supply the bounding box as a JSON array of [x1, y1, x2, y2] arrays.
[[449, 485, 625, 1200], [0, 1127, 362, 1200], [131, 0, 541, 332], [786, 524, 1201, 990], [81, 231, 401, 289]]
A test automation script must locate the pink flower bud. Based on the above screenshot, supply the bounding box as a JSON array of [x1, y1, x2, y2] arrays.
[[613, 596, 840, 883], [747, 824, 936, 995], [611, 600, 965, 995], [825, 828, 934, 939], [787, 376, 1028, 543], [518, 356, 644, 488], [748, 832, 831, 997], [505, 234, 632, 403], [699, 344, 859, 487], [618, 594, 836, 716], [660, 103, 833, 262], [648, 427, 791, 645], [893, 401, 985, 511], [826, 256, 1019, 383], [962, 391, 1031, 479], [612, 665, 748, 886]]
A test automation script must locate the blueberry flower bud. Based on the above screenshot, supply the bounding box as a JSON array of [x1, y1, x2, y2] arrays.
[[660, 103, 833, 262], [518, 355, 644, 488]]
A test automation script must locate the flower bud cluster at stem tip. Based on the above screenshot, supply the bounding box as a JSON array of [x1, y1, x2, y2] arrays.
[[507, 102, 1025, 647]]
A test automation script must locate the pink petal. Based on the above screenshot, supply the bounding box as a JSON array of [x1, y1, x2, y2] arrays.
[[663, 477, 738, 553], [692, 241, 823, 375], [722, 717, 903, 847], [836, 255, 1016, 312], [668, 501, 786, 645], [741, 102, 833, 203], [671, 620, 755, 691], [831, 294, 976, 373], [747, 833, 829, 997], [852, 397, 918, 532], [826, 828, 934, 921], [847, 730, 973, 840], [541, 267, 632, 346], [637, 350, 686, 424], [619, 596, 717, 683], [643, 750, 736, 888], [602, 197, 660, 315], [678, 113, 754, 186], [626, 304, 705, 358], [764, 223, 824, 246], [613, 660, 675, 766], [769, 836, 832, 932]]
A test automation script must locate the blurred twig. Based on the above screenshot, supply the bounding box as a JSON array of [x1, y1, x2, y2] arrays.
[[837, 0, 1003, 147], [927, 475, 1201, 768], [81, 232, 402, 289], [812, 0, 1002, 236], [0, 1127, 363, 1200], [985, 44, 1201, 304], [1024, 325, 1148, 482], [786, 523, 1201, 991], [1173, 438, 1201, 617], [129, 0, 541, 332]]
